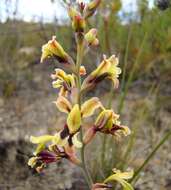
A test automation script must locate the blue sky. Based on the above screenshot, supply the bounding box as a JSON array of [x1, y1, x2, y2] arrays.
[[0, 0, 154, 22]]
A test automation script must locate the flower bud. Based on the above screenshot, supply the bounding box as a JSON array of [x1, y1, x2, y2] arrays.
[[68, 6, 85, 33], [79, 66, 87, 76], [72, 15, 86, 33], [85, 28, 99, 46], [77, 0, 86, 11], [84, 0, 101, 18], [68, 6, 79, 20], [83, 126, 96, 144]]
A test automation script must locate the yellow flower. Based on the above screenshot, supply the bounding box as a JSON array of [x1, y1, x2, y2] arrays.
[[68, 6, 85, 33], [51, 68, 76, 96], [81, 55, 121, 92], [104, 169, 134, 190], [28, 144, 80, 173], [72, 14, 86, 33], [85, 28, 99, 46], [67, 104, 81, 134], [41, 36, 74, 66], [84, 0, 101, 18], [83, 109, 131, 144], [92, 169, 134, 190], [95, 109, 130, 137]]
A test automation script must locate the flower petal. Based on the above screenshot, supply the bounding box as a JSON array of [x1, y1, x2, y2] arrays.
[[33, 143, 46, 156], [30, 135, 54, 144], [52, 132, 68, 146], [54, 96, 72, 114], [72, 133, 82, 148], [67, 104, 81, 134], [104, 170, 134, 190], [41, 36, 68, 63], [81, 97, 102, 118]]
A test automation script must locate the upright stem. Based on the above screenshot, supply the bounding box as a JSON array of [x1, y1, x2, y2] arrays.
[[118, 32, 147, 114], [130, 129, 171, 184], [75, 35, 93, 189], [101, 17, 112, 173]]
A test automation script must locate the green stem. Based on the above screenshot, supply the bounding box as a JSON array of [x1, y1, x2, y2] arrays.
[[101, 134, 107, 172], [75, 36, 93, 189], [101, 17, 112, 174], [120, 24, 132, 92], [118, 32, 147, 114], [130, 129, 171, 184]]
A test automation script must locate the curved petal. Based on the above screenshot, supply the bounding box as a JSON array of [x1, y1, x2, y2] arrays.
[[30, 135, 54, 144], [67, 104, 81, 134], [81, 97, 102, 118]]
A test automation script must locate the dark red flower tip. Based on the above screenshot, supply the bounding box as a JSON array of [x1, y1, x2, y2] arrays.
[[38, 150, 57, 164]]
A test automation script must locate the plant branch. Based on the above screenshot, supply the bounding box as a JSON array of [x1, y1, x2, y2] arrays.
[[130, 129, 171, 184], [75, 35, 93, 189]]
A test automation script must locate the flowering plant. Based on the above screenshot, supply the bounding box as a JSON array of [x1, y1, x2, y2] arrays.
[[28, 0, 134, 189]]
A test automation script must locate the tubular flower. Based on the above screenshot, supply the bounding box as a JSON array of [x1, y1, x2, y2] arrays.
[[95, 110, 130, 137], [30, 124, 82, 151], [28, 124, 82, 172], [41, 36, 74, 66], [92, 169, 134, 190], [51, 68, 76, 96], [83, 109, 130, 144], [84, 0, 101, 18], [85, 28, 99, 46], [81, 55, 121, 92], [28, 144, 80, 173], [104, 169, 134, 190]]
